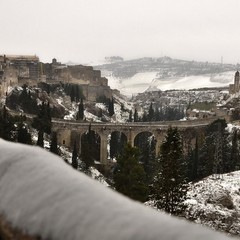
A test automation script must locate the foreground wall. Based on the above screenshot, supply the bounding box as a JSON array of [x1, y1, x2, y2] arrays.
[[0, 139, 234, 240]]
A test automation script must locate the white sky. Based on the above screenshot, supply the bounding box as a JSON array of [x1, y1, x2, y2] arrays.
[[1, 0, 240, 64]]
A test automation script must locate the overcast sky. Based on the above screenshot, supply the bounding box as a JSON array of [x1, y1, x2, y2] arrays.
[[1, 0, 239, 64]]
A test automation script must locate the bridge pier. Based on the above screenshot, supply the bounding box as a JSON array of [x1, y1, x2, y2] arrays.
[[99, 133, 108, 165], [127, 128, 136, 147], [154, 130, 166, 157]]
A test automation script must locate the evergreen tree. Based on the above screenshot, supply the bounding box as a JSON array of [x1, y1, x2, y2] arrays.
[[47, 101, 51, 122], [98, 108, 103, 118], [192, 137, 199, 180], [154, 127, 188, 215], [19, 85, 38, 114], [37, 130, 44, 147], [32, 101, 52, 146], [108, 98, 115, 116], [75, 85, 80, 102], [142, 111, 148, 122], [50, 132, 59, 155], [114, 144, 149, 202], [186, 137, 199, 182], [70, 85, 76, 102], [3, 105, 7, 121], [17, 122, 32, 145], [128, 110, 133, 122], [81, 137, 93, 171], [231, 130, 240, 170], [154, 107, 160, 121], [77, 98, 84, 120], [134, 108, 138, 122], [0, 106, 16, 141], [148, 102, 154, 121], [72, 141, 78, 169], [198, 119, 231, 178], [111, 98, 115, 115]]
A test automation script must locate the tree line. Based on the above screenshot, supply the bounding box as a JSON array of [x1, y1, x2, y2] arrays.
[[129, 103, 185, 122]]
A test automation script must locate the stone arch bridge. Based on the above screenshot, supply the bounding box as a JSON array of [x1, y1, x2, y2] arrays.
[[52, 118, 219, 164]]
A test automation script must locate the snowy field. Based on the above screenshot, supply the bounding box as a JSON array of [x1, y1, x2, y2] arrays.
[[103, 71, 235, 96], [152, 72, 234, 91], [104, 71, 159, 96]]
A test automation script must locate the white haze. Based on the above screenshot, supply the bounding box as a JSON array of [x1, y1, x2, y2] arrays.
[[0, 0, 240, 64]]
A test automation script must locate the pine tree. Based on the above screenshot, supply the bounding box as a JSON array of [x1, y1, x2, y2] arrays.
[[198, 119, 231, 178], [108, 98, 115, 116], [154, 127, 188, 215], [154, 107, 160, 121], [142, 111, 148, 122], [47, 101, 51, 122], [192, 137, 199, 180], [77, 98, 84, 120], [0, 106, 15, 141], [70, 85, 75, 102], [231, 130, 240, 170], [114, 144, 149, 202], [17, 122, 32, 145], [134, 108, 138, 122], [3, 105, 7, 121], [111, 98, 115, 115], [50, 132, 59, 155], [37, 130, 44, 147], [72, 141, 78, 169], [128, 110, 133, 122], [148, 102, 154, 121], [75, 85, 80, 102], [32, 101, 52, 146]]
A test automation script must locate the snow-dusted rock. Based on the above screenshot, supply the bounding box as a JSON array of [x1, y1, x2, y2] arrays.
[[206, 189, 234, 209], [0, 140, 234, 240], [186, 173, 240, 235]]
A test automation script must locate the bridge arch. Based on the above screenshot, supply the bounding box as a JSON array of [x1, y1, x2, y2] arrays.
[[80, 129, 101, 164], [109, 131, 127, 160], [134, 131, 156, 164]]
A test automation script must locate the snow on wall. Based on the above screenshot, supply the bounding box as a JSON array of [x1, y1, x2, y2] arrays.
[[0, 139, 234, 240]]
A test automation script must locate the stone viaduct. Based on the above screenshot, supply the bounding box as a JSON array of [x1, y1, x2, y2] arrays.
[[52, 118, 219, 165]]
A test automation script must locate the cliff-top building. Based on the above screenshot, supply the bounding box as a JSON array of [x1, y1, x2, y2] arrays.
[[0, 54, 112, 101]]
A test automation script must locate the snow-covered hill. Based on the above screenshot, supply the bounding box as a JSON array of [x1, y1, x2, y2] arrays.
[[186, 171, 240, 236], [103, 70, 234, 96], [95, 57, 236, 95]]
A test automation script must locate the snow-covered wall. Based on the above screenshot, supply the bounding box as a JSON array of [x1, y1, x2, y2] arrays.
[[0, 139, 234, 240]]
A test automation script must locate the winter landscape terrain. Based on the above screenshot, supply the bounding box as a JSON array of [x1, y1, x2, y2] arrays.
[[0, 55, 240, 239], [95, 57, 236, 95], [0, 139, 234, 240]]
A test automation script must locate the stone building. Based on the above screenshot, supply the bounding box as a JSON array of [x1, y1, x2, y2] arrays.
[[0, 55, 113, 102], [0, 54, 40, 90], [42, 59, 112, 101], [229, 71, 239, 94]]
